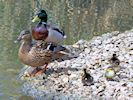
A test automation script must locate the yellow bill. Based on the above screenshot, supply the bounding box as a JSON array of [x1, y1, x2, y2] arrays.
[[32, 15, 40, 22]]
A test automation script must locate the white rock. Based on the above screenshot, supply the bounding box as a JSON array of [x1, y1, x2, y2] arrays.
[[84, 48, 91, 54], [128, 50, 133, 55], [62, 77, 69, 83], [69, 74, 77, 79]]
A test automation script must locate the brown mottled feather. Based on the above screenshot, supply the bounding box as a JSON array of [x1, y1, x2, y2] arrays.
[[17, 30, 72, 68]]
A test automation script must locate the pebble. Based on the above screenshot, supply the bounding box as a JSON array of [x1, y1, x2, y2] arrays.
[[62, 76, 69, 83]]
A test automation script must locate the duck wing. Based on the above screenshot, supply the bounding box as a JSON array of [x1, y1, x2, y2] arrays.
[[51, 45, 78, 62], [52, 27, 65, 36]]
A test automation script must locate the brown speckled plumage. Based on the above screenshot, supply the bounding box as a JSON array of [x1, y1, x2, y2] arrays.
[[17, 30, 71, 76], [18, 30, 53, 67], [17, 30, 77, 76]]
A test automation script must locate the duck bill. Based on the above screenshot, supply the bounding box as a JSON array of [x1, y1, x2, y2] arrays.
[[14, 37, 21, 43], [14, 34, 23, 43], [32, 15, 40, 22]]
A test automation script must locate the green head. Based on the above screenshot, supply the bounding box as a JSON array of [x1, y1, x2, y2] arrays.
[[32, 9, 48, 23]]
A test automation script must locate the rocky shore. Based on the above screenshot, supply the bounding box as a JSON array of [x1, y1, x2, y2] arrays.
[[19, 30, 133, 100]]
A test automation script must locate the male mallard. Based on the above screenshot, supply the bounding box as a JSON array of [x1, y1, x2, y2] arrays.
[[82, 68, 93, 86], [32, 9, 66, 44], [17, 30, 69, 76]]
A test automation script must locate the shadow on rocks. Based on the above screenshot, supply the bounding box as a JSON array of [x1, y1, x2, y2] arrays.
[[44, 67, 79, 76]]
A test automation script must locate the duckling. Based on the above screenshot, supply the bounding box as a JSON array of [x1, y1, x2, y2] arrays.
[[32, 9, 66, 44], [82, 68, 93, 86], [17, 30, 70, 77], [109, 53, 120, 73], [109, 53, 120, 65], [105, 67, 115, 81]]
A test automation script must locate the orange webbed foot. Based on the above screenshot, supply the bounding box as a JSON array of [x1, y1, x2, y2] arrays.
[[36, 63, 48, 75], [30, 64, 48, 77], [30, 67, 42, 77]]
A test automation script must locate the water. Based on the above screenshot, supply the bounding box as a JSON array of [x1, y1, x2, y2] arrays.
[[0, 1, 32, 99], [0, 66, 21, 99], [0, 0, 133, 99], [0, 38, 32, 99]]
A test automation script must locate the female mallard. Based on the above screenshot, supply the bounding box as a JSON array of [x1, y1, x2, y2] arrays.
[[32, 9, 66, 44], [17, 30, 69, 76]]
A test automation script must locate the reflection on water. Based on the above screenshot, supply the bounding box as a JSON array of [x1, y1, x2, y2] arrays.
[[0, 67, 20, 99], [0, 0, 133, 99], [0, 0, 31, 99]]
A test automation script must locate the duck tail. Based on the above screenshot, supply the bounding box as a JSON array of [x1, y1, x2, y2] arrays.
[[63, 35, 67, 39], [61, 29, 67, 38]]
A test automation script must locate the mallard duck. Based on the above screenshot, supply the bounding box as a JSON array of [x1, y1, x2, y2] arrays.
[[32, 9, 66, 44], [17, 30, 69, 77], [109, 53, 120, 65], [105, 67, 115, 81], [82, 68, 93, 86], [109, 53, 120, 73]]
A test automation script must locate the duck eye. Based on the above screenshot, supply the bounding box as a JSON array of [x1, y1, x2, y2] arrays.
[[21, 30, 29, 36]]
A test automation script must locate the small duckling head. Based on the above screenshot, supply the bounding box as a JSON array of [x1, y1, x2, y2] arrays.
[[83, 68, 87, 74], [17, 30, 31, 42], [111, 53, 118, 61], [113, 53, 117, 58], [83, 68, 92, 77]]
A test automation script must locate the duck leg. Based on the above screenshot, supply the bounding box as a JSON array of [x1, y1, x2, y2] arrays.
[[36, 63, 48, 75], [30, 67, 42, 77], [30, 63, 48, 77]]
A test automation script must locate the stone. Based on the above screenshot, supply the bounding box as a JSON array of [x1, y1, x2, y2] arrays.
[[62, 76, 69, 83]]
